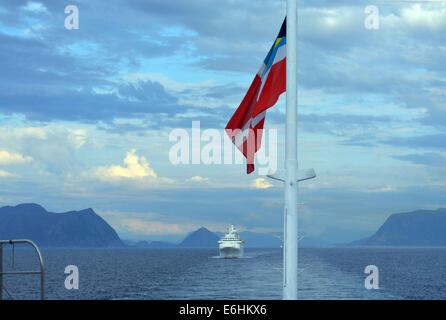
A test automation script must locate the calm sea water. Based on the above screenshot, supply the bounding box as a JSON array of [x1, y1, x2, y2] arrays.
[[1, 247, 446, 300]]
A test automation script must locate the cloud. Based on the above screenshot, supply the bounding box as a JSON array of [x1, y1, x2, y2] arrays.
[[382, 134, 446, 150], [0, 150, 32, 165], [298, 113, 392, 136], [0, 170, 17, 178], [393, 153, 446, 166], [0, 1, 281, 125], [20, 2, 48, 14], [0, 23, 206, 125], [3, 0, 444, 131], [0, 124, 87, 174], [189, 176, 209, 182], [93, 150, 174, 189], [96, 149, 157, 181], [401, 3, 446, 30], [252, 178, 273, 189], [367, 185, 398, 193]]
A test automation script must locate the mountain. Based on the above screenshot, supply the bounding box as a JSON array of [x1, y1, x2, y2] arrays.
[[178, 227, 220, 248], [0, 203, 123, 248], [350, 208, 446, 246]]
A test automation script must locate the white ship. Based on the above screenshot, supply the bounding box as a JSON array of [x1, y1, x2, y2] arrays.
[[218, 225, 244, 258]]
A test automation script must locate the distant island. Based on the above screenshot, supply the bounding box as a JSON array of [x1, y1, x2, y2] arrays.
[[350, 208, 446, 247], [179, 227, 220, 247], [0, 203, 123, 247]]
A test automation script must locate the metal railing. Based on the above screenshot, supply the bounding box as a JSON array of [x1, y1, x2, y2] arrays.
[[0, 239, 45, 300]]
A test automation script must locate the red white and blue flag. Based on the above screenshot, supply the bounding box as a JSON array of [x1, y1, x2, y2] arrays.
[[226, 18, 286, 174]]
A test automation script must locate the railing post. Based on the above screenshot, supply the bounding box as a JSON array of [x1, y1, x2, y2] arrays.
[[0, 239, 45, 300]]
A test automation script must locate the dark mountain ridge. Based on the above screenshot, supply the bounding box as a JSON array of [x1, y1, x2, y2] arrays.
[[350, 208, 446, 246], [0, 203, 123, 247], [178, 227, 220, 248]]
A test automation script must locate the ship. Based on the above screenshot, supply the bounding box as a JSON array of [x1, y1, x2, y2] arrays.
[[218, 225, 244, 258]]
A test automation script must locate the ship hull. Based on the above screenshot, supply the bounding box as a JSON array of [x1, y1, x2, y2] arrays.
[[219, 245, 243, 258]]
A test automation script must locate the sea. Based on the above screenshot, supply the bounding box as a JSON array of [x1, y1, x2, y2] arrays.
[[1, 247, 446, 300]]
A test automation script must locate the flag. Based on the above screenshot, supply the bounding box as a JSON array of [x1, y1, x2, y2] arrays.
[[226, 18, 286, 174]]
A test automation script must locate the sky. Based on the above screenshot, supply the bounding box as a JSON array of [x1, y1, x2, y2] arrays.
[[0, 0, 445, 243]]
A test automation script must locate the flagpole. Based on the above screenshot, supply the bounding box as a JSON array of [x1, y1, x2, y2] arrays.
[[284, 0, 298, 300]]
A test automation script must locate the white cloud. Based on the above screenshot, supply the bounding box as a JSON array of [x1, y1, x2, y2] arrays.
[[368, 185, 398, 193], [0, 124, 88, 174], [401, 3, 446, 30], [96, 149, 157, 180], [0, 151, 33, 165], [68, 129, 87, 150], [21, 2, 48, 14], [252, 178, 273, 189], [0, 170, 17, 178], [94, 150, 174, 187], [189, 175, 209, 182]]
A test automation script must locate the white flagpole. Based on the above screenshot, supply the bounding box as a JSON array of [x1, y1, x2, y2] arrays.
[[284, 0, 298, 300], [267, 0, 314, 299]]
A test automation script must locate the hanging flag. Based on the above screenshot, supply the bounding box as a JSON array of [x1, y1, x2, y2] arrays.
[[226, 18, 286, 174]]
